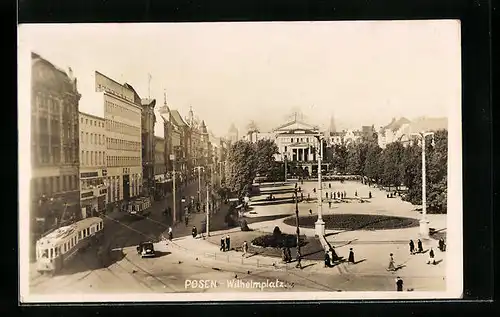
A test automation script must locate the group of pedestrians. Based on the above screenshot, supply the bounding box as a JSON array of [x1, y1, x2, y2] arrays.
[[220, 235, 231, 252], [409, 238, 445, 265]]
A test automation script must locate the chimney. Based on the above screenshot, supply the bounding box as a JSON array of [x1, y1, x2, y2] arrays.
[[68, 67, 73, 79]]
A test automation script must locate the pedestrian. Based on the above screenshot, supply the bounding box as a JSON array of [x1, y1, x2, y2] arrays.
[[427, 248, 436, 265], [329, 183, 332, 189], [387, 253, 396, 271], [325, 192, 328, 199], [295, 249, 303, 269], [409, 240, 415, 255], [286, 247, 292, 262], [348, 248, 355, 264], [185, 216, 189, 226], [328, 201, 332, 209], [242, 241, 248, 257], [333, 192, 336, 199], [344, 190, 346, 198], [396, 277, 404, 291], [313, 188, 316, 193], [225, 235, 231, 251], [338, 191, 341, 199], [220, 237, 225, 251], [369, 191, 372, 199], [282, 247, 288, 263], [168, 227, 173, 241], [324, 250, 332, 268], [301, 193, 304, 201], [309, 209, 312, 215], [191, 226, 197, 238], [355, 191, 358, 197], [417, 239, 423, 253]]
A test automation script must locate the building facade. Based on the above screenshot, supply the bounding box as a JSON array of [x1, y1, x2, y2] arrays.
[[78, 112, 107, 217], [154, 136, 167, 198], [273, 118, 328, 175], [96, 71, 143, 204], [140, 98, 156, 196], [31, 52, 81, 236], [227, 123, 239, 144]]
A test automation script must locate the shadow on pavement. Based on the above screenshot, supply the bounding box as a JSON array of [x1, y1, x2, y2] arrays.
[[353, 259, 367, 265], [55, 247, 126, 277], [250, 199, 295, 207]]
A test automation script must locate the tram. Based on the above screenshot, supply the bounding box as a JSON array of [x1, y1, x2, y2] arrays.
[[35, 217, 104, 275], [124, 197, 152, 217]]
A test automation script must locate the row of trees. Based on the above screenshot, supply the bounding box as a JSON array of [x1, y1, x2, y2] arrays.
[[326, 129, 448, 213], [224, 139, 280, 199]]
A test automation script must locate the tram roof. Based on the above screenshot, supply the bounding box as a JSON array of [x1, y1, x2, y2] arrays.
[[37, 217, 103, 247]]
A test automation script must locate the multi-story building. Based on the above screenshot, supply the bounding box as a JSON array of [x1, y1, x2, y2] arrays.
[[153, 136, 166, 198], [140, 97, 156, 196], [31, 52, 81, 237], [78, 112, 107, 217], [96, 71, 143, 204], [273, 117, 328, 175]]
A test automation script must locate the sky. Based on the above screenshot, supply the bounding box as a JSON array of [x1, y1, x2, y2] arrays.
[[19, 21, 461, 138]]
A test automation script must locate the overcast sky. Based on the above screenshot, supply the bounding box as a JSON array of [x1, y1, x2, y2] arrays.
[[19, 21, 460, 138]]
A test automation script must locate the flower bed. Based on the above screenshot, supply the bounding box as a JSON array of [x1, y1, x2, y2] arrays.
[[251, 233, 307, 248], [283, 214, 419, 230]]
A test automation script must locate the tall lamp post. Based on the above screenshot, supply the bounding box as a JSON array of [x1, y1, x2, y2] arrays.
[[314, 134, 325, 237], [294, 187, 302, 268], [194, 166, 204, 204], [410, 131, 435, 239], [170, 154, 177, 223], [284, 153, 288, 182]]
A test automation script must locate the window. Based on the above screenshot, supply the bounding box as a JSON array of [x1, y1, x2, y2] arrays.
[[81, 131, 84, 143], [53, 146, 60, 164], [78, 231, 82, 239], [81, 117, 83, 124], [86, 119, 88, 125], [54, 176, 60, 193], [86, 132, 89, 143], [86, 151, 89, 165], [91, 151, 94, 165], [50, 248, 54, 258]]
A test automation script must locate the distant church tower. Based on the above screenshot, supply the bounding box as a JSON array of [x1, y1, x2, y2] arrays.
[[228, 123, 239, 144], [329, 115, 337, 133]]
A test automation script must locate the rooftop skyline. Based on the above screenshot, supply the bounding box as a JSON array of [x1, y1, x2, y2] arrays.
[[20, 21, 460, 138]]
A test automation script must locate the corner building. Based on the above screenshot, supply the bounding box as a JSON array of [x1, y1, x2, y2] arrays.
[[95, 71, 142, 204], [31, 53, 81, 229]]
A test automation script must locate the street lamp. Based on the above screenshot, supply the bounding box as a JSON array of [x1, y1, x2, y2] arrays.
[[410, 131, 435, 239], [294, 187, 302, 269], [170, 154, 177, 223], [313, 134, 325, 237], [194, 166, 204, 205], [284, 152, 288, 182]]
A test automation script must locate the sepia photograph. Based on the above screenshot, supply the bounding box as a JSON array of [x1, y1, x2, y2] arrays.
[[18, 21, 463, 302]]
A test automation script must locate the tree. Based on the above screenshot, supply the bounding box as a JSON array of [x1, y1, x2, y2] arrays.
[[346, 142, 369, 176], [379, 141, 405, 190], [331, 143, 348, 173], [255, 139, 279, 177], [363, 143, 383, 184], [426, 130, 448, 213], [225, 140, 257, 199]]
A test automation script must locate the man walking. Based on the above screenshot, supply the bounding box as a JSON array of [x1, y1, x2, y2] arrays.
[[427, 248, 436, 265], [220, 236, 225, 251], [387, 253, 396, 271], [409, 240, 415, 255], [242, 241, 248, 257], [396, 277, 404, 291], [417, 239, 424, 253], [225, 235, 231, 251]]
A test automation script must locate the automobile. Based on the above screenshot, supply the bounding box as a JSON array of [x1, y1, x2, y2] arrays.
[[136, 242, 155, 258]]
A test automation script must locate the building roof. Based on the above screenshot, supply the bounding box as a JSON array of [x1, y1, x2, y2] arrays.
[[170, 110, 188, 127], [141, 98, 156, 106], [279, 128, 319, 135], [273, 118, 318, 132], [384, 117, 411, 132], [79, 111, 105, 121]]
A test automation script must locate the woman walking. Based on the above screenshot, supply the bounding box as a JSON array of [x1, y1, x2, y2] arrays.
[[387, 253, 396, 271]]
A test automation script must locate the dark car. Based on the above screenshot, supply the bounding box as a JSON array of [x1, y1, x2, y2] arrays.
[[136, 242, 155, 258]]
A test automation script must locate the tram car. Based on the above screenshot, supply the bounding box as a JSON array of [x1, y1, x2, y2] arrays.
[[124, 197, 152, 217], [35, 217, 104, 275]]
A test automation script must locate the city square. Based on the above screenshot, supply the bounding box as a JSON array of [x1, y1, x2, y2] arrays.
[[19, 21, 461, 301]]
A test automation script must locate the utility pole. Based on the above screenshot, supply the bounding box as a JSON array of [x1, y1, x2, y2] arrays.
[[206, 180, 210, 237], [170, 154, 176, 223], [284, 153, 288, 182]]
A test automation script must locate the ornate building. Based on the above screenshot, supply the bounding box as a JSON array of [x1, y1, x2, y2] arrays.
[[31, 52, 81, 241], [138, 96, 156, 196], [227, 123, 239, 144]]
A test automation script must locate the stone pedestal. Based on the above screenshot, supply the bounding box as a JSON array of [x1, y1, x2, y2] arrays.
[[419, 218, 430, 239], [315, 220, 325, 237]]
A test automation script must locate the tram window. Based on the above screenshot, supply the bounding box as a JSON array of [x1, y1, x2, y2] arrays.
[[78, 231, 82, 239], [50, 248, 54, 258], [42, 249, 48, 258], [54, 247, 59, 257]]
